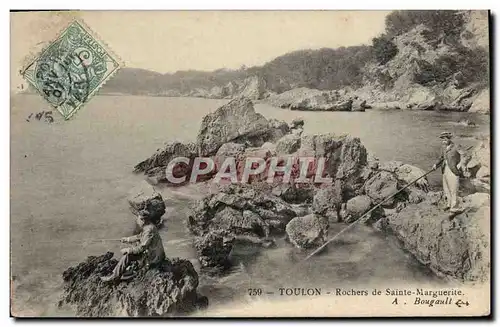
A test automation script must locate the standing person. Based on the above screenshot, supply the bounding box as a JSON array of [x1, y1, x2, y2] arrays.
[[432, 132, 462, 213], [100, 210, 166, 282]]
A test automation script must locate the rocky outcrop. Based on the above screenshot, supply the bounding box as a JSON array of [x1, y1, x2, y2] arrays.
[[162, 75, 268, 100], [134, 141, 198, 173], [378, 160, 429, 192], [189, 88, 212, 98], [193, 231, 234, 270], [364, 171, 400, 207], [269, 182, 315, 204], [468, 89, 489, 114], [197, 97, 276, 156], [298, 133, 368, 197], [267, 118, 291, 142], [127, 181, 166, 225], [362, 160, 429, 205], [382, 192, 490, 282], [462, 136, 490, 192], [290, 118, 304, 128], [275, 134, 301, 154], [340, 195, 374, 223], [134, 141, 198, 185], [238, 75, 267, 100], [129, 94, 488, 285], [285, 214, 328, 249], [266, 88, 366, 112], [187, 184, 304, 268], [188, 184, 298, 239], [290, 94, 353, 111], [352, 97, 369, 111], [135, 98, 292, 182], [349, 13, 488, 113], [334, 158, 431, 223], [59, 252, 208, 317], [312, 184, 342, 223]]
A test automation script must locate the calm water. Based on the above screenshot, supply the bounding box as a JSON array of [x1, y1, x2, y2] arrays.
[[10, 95, 489, 316]]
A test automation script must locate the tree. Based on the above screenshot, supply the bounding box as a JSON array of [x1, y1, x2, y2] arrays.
[[372, 36, 398, 65]]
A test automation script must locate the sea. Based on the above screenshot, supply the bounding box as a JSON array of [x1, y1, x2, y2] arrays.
[[10, 94, 489, 316]]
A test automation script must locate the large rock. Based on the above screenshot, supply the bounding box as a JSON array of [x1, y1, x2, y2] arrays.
[[297, 133, 368, 196], [223, 81, 238, 98], [214, 142, 247, 171], [380, 161, 428, 189], [461, 136, 490, 192], [187, 185, 299, 269], [196, 97, 271, 156], [266, 87, 322, 109], [134, 141, 198, 184], [378, 161, 430, 200], [352, 97, 368, 111], [266, 119, 291, 143], [290, 94, 353, 111], [384, 193, 490, 282], [364, 171, 400, 207], [269, 182, 315, 204], [193, 231, 234, 269], [212, 207, 265, 236], [444, 88, 476, 112], [134, 141, 198, 172], [59, 252, 207, 317], [238, 75, 267, 100], [290, 118, 305, 129], [215, 142, 247, 158], [188, 185, 297, 238], [209, 85, 225, 99], [127, 181, 166, 225], [261, 142, 277, 154], [468, 89, 489, 114], [275, 134, 301, 154], [312, 184, 342, 223], [466, 136, 490, 176], [285, 214, 328, 249], [330, 99, 353, 111], [273, 89, 357, 112], [340, 195, 373, 223]]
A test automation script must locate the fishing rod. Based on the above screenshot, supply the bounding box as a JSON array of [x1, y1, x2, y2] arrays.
[[38, 239, 123, 244], [303, 143, 477, 261], [303, 165, 439, 261]]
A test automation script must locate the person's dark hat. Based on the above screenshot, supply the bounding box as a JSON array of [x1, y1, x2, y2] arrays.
[[439, 131, 453, 139]]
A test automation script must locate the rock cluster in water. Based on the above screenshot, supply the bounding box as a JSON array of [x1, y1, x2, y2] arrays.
[[266, 88, 369, 112], [132, 96, 489, 285]]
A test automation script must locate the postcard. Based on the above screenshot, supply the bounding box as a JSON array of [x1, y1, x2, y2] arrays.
[[10, 10, 491, 317]]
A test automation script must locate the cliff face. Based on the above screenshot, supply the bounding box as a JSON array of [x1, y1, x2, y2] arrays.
[[100, 11, 489, 112], [357, 11, 489, 111], [265, 11, 489, 112], [194, 11, 490, 112]]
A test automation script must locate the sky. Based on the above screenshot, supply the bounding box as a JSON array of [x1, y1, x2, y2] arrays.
[[11, 11, 390, 90]]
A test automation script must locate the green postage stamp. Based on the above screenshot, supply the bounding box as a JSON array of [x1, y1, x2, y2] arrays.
[[21, 20, 121, 120]]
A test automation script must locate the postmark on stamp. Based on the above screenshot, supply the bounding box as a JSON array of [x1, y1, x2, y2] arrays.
[[20, 20, 121, 120]]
